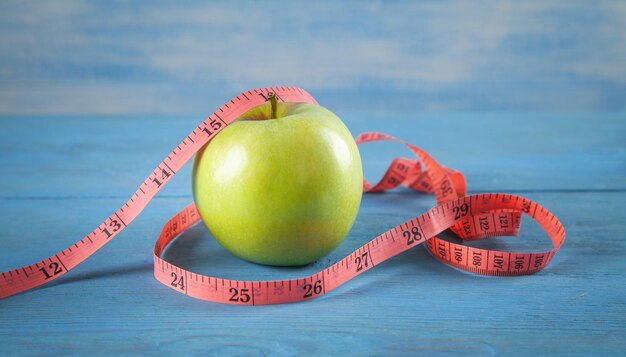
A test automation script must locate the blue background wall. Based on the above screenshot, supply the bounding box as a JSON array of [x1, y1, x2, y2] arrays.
[[1, 1, 625, 115]]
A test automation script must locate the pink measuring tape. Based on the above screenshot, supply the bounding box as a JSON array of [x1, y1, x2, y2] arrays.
[[0, 87, 565, 304]]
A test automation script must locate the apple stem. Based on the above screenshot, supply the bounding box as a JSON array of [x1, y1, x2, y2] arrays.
[[268, 92, 278, 119]]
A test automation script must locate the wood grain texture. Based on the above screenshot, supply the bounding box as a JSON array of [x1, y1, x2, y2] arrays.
[[0, 113, 624, 356]]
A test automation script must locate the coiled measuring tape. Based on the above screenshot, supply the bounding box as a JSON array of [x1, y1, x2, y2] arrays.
[[0, 87, 565, 305]]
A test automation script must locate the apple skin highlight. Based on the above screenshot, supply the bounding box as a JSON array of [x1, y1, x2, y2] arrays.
[[192, 101, 363, 266]]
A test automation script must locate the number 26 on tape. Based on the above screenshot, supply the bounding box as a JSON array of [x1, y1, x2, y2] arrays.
[[303, 280, 323, 298]]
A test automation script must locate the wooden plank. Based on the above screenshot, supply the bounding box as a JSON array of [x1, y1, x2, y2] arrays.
[[0, 191, 624, 355], [346, 112, 626, 192], [0, 113, 624, 355], [0, 113, 623, 200]]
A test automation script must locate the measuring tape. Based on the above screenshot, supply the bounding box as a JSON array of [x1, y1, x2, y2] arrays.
[[0, 86, 565, 305]]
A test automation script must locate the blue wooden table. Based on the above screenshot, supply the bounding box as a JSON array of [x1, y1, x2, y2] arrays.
[[1, 112, 625, 356]]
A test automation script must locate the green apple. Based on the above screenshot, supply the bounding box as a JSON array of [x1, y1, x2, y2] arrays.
[[192, 95, 363, 266]]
